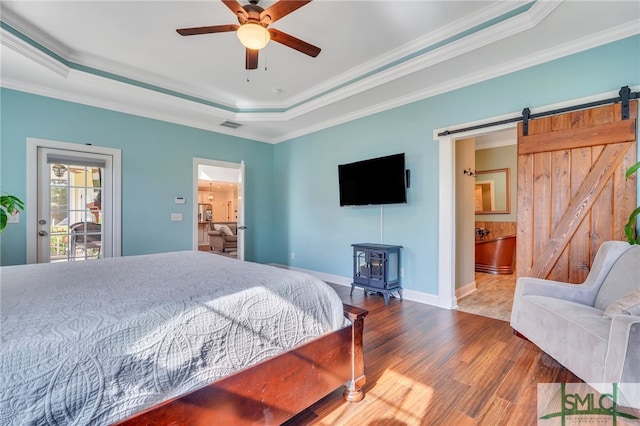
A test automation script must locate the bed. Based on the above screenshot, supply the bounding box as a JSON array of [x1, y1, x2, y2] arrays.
[[0, 251, 367, 425]]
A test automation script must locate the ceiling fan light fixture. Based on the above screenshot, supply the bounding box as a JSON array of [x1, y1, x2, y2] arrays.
[[237, 23, 270, 50]]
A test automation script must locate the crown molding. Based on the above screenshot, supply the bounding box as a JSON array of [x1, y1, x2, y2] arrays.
[[236, 0, 532, 110], [68, 49, 240, 112], [0, 26, 69, 78], [239, 1, 560, 123], [2, 3, 638, 145], [271, 20, 640, 143], [5, 14, 637, 146], [0, 70, 275, 143], [1, 0, 538, 116], [0, 6, 72, 59]]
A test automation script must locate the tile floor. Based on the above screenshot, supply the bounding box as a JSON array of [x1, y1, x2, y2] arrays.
[[456, 272, 516, 322]]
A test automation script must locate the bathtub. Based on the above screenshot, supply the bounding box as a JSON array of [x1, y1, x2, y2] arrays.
[[475, 234, 516, 275]]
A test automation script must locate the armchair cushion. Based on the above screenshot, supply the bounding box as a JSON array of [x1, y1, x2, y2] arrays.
[[594, 248, 640, 310], [213, 224, 234, 236], [603, 287, 640, 318], [518, 295, 611, 375]]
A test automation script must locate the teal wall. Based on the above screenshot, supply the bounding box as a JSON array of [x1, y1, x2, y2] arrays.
[[273, 35, 640, 295], [2, 35, 638, 292], [0, 90, 275, 265]]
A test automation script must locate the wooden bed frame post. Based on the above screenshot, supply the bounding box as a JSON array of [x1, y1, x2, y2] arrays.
[[343, 304, 367, 402]]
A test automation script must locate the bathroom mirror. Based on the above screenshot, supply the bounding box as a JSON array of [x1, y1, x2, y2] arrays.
[[475, 168, 510, 214]]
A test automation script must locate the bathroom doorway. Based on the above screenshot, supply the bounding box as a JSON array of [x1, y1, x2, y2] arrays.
[[193, 158, 245, 261], [433, 117, 517, 320], [452, 127, 518, 321]]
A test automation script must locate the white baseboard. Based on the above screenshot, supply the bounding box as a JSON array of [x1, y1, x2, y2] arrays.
[[456, 281, 477, 300], [271, 263, 447, 309]]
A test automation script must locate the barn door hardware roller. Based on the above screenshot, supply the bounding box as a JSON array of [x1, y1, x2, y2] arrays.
[[520, 85, 639, 136], [438, 86, 639, 138]]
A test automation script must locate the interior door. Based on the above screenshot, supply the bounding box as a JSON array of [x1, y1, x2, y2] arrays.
[[236, 160, 246, 261], [37, 148, 113, 263], [516, 101, 637, 282]]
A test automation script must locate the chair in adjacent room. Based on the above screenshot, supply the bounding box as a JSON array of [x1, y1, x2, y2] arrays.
[[69, 221, 102, 258]]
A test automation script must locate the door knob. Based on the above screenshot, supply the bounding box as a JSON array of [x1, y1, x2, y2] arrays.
[[238, 226, 247, 230], [38, 230, 48, 236]]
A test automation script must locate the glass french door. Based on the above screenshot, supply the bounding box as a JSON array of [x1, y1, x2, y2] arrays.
[[37, 148, 112, 263]]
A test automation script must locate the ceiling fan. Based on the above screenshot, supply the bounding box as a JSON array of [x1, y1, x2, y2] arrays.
[[176, 0, 321, 70]]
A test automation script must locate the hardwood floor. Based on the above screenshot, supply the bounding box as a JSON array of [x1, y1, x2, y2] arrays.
[[286, 283, 582, 425]]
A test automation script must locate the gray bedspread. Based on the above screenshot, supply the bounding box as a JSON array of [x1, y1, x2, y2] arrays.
[[0, 251, 346, 425]]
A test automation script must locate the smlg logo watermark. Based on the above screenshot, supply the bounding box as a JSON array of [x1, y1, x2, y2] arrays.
[[538, 383, 640, 425]]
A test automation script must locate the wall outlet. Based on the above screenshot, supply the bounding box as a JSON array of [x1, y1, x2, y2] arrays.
[[171, 213, 182, 221], [6, 211, 19, 224], [400, 267, 404, 277], [291, 252, 295, 260]]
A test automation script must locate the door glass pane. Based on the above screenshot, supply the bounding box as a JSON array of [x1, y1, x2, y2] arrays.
[[49, 163, 103, 262]]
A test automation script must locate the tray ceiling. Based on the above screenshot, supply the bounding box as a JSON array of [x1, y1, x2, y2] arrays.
[[1, 1, 639, 143]]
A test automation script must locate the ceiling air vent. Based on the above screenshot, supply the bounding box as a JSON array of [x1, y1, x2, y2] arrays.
[[220, 120, 242, 129]]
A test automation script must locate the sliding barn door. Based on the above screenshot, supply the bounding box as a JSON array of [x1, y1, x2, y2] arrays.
[[516, 101, 637, 283]]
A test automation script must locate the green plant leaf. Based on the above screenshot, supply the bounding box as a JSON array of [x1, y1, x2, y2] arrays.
[[624, 205, 640, 245], [0, 194, 24, 233], [626, 161, 640, 179], [0, 209, 7, 232], [0, 195, 24, 213]]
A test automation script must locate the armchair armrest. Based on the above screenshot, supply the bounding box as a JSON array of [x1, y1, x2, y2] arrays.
[[208, 230, 223, 236], [510, 276, 601, 328], [604, 315, 640, 383], [513, 276, 600, 306]]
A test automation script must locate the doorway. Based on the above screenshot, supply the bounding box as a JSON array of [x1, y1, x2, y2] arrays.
[[193, 158, 245, 260], [26, 138, 122, 263], [453, 129, 518, 321], [436, 122, 517, 309]]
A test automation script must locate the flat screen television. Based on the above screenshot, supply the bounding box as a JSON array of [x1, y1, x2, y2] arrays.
[[338, 153, 408, 206]]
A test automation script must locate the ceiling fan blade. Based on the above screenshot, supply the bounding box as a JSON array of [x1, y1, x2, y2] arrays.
[[246, 49, 259, 70], [222, 0, 249, 20], [176, 24, 239, 36], [260, 0, 311, 24], [268, 28, 320, 57]]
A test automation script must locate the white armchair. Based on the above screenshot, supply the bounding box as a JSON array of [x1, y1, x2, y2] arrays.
[[511, 241, 640, 408]]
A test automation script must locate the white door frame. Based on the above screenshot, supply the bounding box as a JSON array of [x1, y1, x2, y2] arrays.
[[26, 137, 122, 263], [434, 120, 516, 309], [193, 157, 245, 260]]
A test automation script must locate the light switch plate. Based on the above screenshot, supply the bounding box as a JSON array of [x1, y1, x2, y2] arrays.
[[171, 213, 182, 221]]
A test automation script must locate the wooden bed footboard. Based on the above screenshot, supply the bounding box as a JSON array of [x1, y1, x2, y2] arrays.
[[115, 303, 368, 425]]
